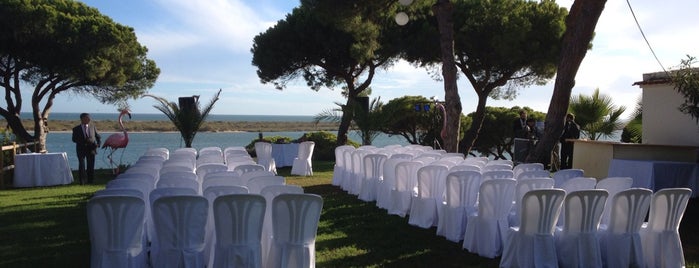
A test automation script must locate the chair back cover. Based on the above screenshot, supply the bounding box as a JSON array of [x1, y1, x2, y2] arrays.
[[487, 159, 513, 167], [347, 149, 369, 195], [376, 157, 409, 210], [255, 142, 278, 175], [247, 175, 286, 194], [555, 189, 608, 268], [436, 170, 481, 242], [269, 194, 323, 268], [449, 164, 481, 173], [596, 176, 634, 226], [557, 177, 598, 227], [408, 164, 450, 228], [202, 177, 247, 191], [462, 179, 516, 258], [93, 188, 143, 199], [160, 170, 198, 181], [196, 163, 228, 183], [339, 148, 356, 192], [144, 147, 169, 159], [241, 170, 276, 185], [234, 164, 266, 176], [552, 168, 584, 187], [641, 188, 692, 268], [599, 188, 652, 268], [260, 185, 305, 266], [359, 153, 388, 202], [160, 164, 194, 175], [211, 194, 266, 268], [481, 170, 514, 181], [87, 196, 146, 268], [388, 161, 424, 217], [481, 163, 512, 172], [202, 185, 249, 266], [512, 163, 544, 179], [151, 195, 209, 268], [290, 141, 315, 176], [500, 189, 565, 268]]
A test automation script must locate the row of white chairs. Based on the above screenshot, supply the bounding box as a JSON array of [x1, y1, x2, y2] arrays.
[[88, 191, 323, 268]]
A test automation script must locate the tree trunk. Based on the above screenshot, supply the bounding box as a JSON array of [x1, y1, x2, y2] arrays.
[[433, 0, 461, 153], [336, 97, 354, 146], [526, 0, 608, 164], [459, 94, 488, 154]]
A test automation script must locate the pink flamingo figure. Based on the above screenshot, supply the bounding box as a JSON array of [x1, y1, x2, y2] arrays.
[[102, 109, 131, 174]]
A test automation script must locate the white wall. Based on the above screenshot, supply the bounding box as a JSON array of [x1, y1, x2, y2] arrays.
[[640, 80, 699, 146]]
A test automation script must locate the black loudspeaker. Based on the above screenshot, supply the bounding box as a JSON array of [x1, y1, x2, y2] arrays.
[[178, 96, 198, 112], [355, 96, 369, 112]]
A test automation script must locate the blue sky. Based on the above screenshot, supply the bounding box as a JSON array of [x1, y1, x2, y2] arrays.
[[49, 0, 699, 118]]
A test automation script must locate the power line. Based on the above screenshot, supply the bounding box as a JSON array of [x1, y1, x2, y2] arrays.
[[626, 0, 668, 73]]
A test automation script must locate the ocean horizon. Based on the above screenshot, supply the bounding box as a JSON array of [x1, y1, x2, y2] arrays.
[[23, 112, 317, 122]]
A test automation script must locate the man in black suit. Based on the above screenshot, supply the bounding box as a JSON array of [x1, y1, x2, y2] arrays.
[[512, 110, 528, 139], [72, 113, 101, 184], [559, 113, 581, 169]]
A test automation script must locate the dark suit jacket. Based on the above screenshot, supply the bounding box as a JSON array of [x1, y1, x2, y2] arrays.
[[559, 121, 581, 144], [513, 118, 527, 139], [72, 124, 101, 155]]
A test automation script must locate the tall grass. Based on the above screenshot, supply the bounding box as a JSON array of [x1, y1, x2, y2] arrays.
[[0, 163, 696, 267]]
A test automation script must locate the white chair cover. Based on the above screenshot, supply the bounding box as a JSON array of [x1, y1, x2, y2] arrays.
[[241, 170, 276, 185], [291, 141, 315, 176], [124, 165, 160, 183], [255, 142, 278, 175], [481, 170, 514, 181], [202, 177, 247, 192], [409, 164, 450, 228], [174, 147, 198, 157], [596, 176, 634, 226], [150, 195, 208, 268], [557, 177, 598, 227], [376, 155, 411, 210], [640, 188, 692, 268], [348, 149, 370, 196], [512, 163, 544, 179], [331, 145, 354, 186], [260, 185, 305, 266], [196, 163, 228, 184], [552, 168, 584, 187], [500, 189, 565, 268], [486, 159, 513, 167], [199, 146, 223, 156], [268, 194, 323, 268], [359, 153, 388, 202], [197, 155, 225, 167], [160, 164, 194, 175], [449, 164, 481, 173], [223, 146, 248, 159], [148, 187, 199, 255], [156, 177, 200, 193], [388, 161, 423, 217], [436, 170, 481, 242], [144, 147, 169, 160], [203, 185, 249, 266], [516, 169, 551, 180], [87, 196, 147, 268], [598, 188, 651, 268], [93, 188, 144, 199], [462, 179, 516, 258], [339, 148, 355, 192], [234, 164, 266, 177], [247, 175, 286, 194], [481, 163, 512, 172], [508, 178, 554, 227], [211, 194, 266, 268], [160, 170, 198, 181], [554, 189, 608, 268], [226, 157, 256, 171]]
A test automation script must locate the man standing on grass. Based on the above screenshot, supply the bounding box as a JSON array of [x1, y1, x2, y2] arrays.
[[559, 113, 580, 169], [72, 113, 101, 184]]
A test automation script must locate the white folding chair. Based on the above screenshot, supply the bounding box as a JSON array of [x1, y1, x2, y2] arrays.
[[159, 164, 194, 175], [159, 170, 198, 181], [234, 164, 266, 177], [516, 169, 551, 180], [148, 187, 199, 255], [598, 188, 652, 268], [557, 177, 598, 227], [552, 168, 584, 187], [203, 186, 249, 267], [241, 170, 276, 186], [202, 177, 247, 192], [388, 161, 423, 217], [449, 164, 481, 173], [255, 142, 278, 175], [268, 194, 323, 268], [500, 189, 565, 268], [555, 189, 608, 268], [93, 188, 143, 199], [290, 141, 315, 176], [481, 170, 514, 181], [481, 163, 512, 172], [348, 149, 370, 195], [377, 155, 411, 210], [196, 163, 228, 184], [211, 194, 266, 268], [596, 176, 634, 226], [246, 175, 286, 194], [87, 196, 147, 268], [331, 145, 352, 186], [144, 147, 170, 159], [259, 185, 304, 266], [339, 148, 356, 192], [512, 163, 544, 179], [436, 170, 481, 242], [359, 153, 388, 202], [150, 195, 208, 268], [486, 159, 513, 167], [462, 179, 516, 258], [640, 188, 692, 268], [409, 164, 450, 228], [508, 177, 554, 227], [156, 176, 200, 193]]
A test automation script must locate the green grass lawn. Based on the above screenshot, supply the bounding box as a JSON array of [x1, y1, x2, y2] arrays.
[[0, 162, 697, 267]]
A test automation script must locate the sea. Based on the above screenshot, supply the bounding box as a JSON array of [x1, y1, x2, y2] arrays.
[[32, 113, 409, 170]]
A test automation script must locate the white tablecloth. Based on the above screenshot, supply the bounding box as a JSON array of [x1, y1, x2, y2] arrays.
[[271, 143, 298, 167], [14, 152, 73, 187], [607, 159, 698, 196]]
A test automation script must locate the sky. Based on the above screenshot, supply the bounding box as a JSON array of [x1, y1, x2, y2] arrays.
[[47, 0, 699, 119]]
